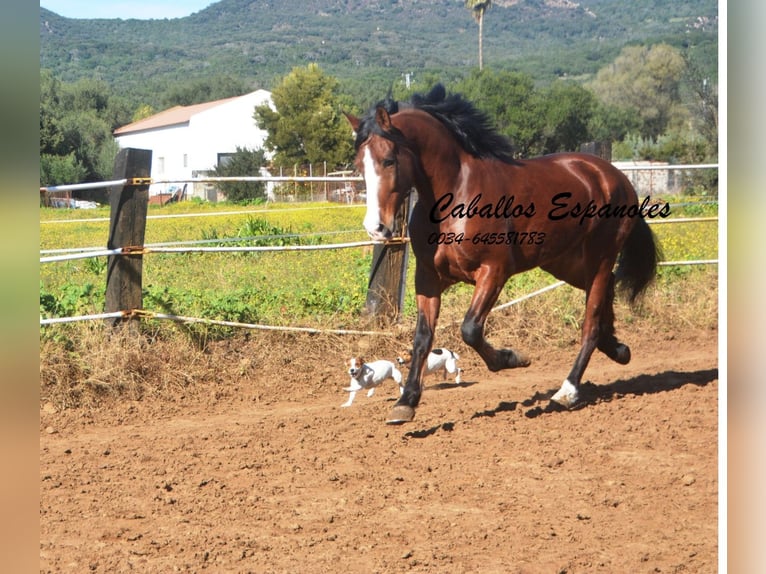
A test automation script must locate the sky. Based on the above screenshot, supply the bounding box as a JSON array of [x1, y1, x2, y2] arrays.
[[41, 1, 216, 20]]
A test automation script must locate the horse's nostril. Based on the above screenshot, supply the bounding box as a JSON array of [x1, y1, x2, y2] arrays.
[[376, 224, 385, 233]]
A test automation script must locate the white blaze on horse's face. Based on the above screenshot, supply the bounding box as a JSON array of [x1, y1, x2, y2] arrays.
[[361, 146, 390, 241]]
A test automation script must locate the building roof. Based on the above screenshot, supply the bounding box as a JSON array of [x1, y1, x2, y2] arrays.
[[113, 94, 242, 135]]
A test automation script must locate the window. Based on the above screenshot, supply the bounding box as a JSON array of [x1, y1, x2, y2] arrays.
[[217, 153, 234, 167]]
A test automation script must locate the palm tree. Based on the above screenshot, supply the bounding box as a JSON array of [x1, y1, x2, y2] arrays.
[[465, 0, 493, 71]]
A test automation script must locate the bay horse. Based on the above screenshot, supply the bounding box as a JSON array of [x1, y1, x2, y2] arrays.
[[346, 84, 661, 424]]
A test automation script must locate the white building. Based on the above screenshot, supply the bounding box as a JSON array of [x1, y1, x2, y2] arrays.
[[612, 160, 672, 196], [113, 89, 274, 201]]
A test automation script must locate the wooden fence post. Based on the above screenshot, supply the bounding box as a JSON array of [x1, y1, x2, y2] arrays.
[[579, 141, 612, 161], [105, 148, 152, 328], [365, 193, 411, 323]]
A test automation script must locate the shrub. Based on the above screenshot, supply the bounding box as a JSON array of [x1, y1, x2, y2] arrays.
[[210, 146, 268, 204]]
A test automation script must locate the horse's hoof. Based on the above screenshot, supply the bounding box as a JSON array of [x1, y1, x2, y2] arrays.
[[550, 379, 579, 409], [613, 344, 631, 365], [492, 349, 531, 370], [600, 342, 631, 365], [513, 351, 531, 368], [386, 405, 415, 424]]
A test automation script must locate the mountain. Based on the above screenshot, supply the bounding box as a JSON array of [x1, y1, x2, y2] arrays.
[[39, 0, 718, 107]]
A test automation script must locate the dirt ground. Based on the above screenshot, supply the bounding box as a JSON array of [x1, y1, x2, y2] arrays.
[[40, 327, 718, 573]]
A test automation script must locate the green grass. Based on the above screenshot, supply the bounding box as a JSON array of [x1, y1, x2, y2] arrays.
[[41, 202, 371, 333]]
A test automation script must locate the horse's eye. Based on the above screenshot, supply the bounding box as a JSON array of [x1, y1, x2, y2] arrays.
[[382, 158, 396, 168]]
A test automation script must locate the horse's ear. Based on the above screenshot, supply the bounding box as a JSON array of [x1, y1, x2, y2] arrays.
[[375, 106, 392, 131], [344, 112, 360, 132]]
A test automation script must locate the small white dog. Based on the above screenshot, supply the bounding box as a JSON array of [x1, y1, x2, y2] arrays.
[[341, 357, 403, 407], [397, 348, 462, 384]]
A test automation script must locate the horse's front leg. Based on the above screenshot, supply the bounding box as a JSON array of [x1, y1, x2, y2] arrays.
[[461, 268, 531, 372], [387, 293, 440, 424]]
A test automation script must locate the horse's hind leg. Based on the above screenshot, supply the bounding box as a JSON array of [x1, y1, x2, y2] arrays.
[[596, 273, 631, 365], [552, 262, 614, 408], [461, 268, 531, 372]]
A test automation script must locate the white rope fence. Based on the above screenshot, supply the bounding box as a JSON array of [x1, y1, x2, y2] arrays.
[[38, 164, 714, 195], [40, 311, 127, 326], [40, 164, 715, 195], [39, 215, 719, 263], [41, 251, 719, 331], [39, 175, 364, 194], [39, 260, 718, 328], [153, 175, 364, 184], [135, 312, 385, 336], [40, 229, 364, 255], [40, 242, 719, 266], [40, 203, 365, 226], [41, 179, 130, 193], [487, 259, 719, 311], [617, 163, 718, 171], [648, 217, 717, 225], [40, 309, 391, 336], [39, 218, 718, 330], [39, 239, 394, 264], [658, 259, 717, 266], [491, 281, 568, 313]]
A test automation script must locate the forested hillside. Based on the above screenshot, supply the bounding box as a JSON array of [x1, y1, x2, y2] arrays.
[[40, 0, 718, 109]]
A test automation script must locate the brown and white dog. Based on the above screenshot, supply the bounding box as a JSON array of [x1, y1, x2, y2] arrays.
[[341, 357, 403, 407], [397, 348, 462, 384]]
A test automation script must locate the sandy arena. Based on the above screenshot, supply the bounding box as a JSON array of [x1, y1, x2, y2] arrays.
[[40, 327, 718, 573]]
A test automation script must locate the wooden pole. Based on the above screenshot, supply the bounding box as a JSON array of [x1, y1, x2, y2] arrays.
[[365, 193, 411, 323], [105, 148, 152, 328], [579, 141, 612, 161]]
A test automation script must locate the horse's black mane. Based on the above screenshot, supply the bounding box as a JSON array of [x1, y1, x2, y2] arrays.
[[355, 84, 516, 163], [353, 91, 403, 151]]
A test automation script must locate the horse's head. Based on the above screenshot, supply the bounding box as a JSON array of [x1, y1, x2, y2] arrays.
[[346, 106, 416, 241]]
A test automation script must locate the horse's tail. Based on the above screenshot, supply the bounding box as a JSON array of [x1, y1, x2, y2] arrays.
[[615, 216, 662, 303]]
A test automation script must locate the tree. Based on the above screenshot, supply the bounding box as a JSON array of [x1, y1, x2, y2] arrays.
[[588, 43, 688, 140], [682, 51, 718, 159], [455, 69, 543, 157], [40, 70, 63, 159], [537, 82, 597, 154], [40, 153, 87, 189], [210, 147, 268, 204], [454, 71, 600, 157], [161, 75, 249, 107], [132, 104, 156, 123], [587, 101, 641, 145], [254, 64, 355, 170], [464, 1, 493, 71], [55, 111, 118, 182], [39, 71, 128, 186]]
